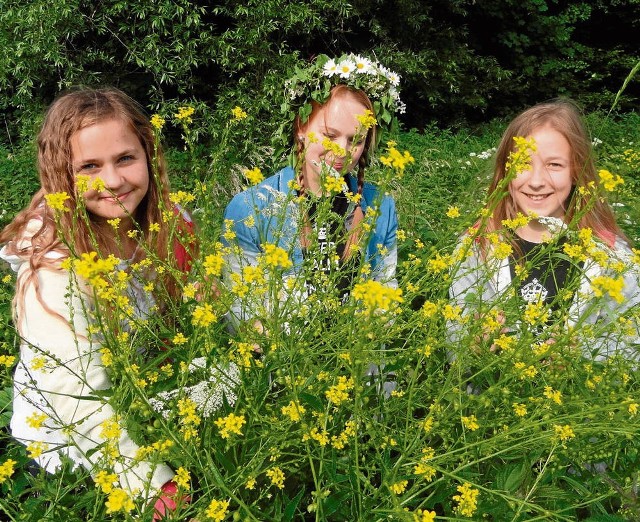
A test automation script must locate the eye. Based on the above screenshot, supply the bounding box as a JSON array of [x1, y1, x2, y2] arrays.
[[548, 162, 565, 169], [78, 163, 97, 171], [118, 155, 134, 163]]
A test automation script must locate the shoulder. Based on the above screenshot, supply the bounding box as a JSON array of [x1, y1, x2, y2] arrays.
[[225, 166, 296, 218], [356, 179, 395, 212]]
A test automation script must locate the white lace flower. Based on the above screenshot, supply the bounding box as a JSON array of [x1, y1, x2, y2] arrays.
[[537, 216, 567, 235]]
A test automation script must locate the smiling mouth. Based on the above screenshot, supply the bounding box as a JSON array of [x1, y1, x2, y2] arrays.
[[524, 193, 552, 201], [100, 191, 131, 202]]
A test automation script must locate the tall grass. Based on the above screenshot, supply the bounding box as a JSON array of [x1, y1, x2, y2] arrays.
[[0, 109, 639, 521]]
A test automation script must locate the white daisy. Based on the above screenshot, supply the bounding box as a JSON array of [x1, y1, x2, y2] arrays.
[[352, 55, 373, 74], [385, 70, 401, 87], [337, 59, 356, 78], [323, 59, 338, 77]]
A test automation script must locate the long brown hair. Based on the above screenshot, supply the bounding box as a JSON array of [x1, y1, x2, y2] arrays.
[[483, 98, 624, 250], [292, 84, 378, 260], [1, 87, 181, 303]]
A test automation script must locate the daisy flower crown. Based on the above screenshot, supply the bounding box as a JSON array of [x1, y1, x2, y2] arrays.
[[283, 53, 405, 132]]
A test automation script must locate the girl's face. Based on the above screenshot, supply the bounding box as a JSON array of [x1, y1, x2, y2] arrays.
[[71, 118, 150, 227], [510, 125, 573, 239], [300, 95, 369, 196]]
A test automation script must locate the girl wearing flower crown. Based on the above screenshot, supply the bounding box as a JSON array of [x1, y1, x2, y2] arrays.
[[449, 99, 640, 361], [0, 88, 194, 518], [222, 54, 401, 329]]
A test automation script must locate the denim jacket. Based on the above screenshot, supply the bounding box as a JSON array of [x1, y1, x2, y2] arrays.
[[222, 166, 398, 326]]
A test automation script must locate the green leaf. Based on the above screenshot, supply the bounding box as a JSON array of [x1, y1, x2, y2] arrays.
[[495, 461, 528, 492], [283, 488, 305, 521]]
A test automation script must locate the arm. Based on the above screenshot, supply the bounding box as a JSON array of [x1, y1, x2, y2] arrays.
[[370, 195, 398, 288], [221, 193, 264, 330], [13, 265, 174, 500]]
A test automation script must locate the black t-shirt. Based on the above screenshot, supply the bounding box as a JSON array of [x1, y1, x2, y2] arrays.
[[509, 236, 580, 309], [300, 190, 360, 296]]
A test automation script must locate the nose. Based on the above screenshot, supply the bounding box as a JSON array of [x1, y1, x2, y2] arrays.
[[524, 161, 548, 189], [99, 163, 124, 191]]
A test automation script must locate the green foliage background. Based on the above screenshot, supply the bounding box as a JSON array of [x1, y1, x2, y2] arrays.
[[1, 0, 639, 147]]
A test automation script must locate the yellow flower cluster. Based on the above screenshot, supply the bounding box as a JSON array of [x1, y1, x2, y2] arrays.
[[266, 467, 285, 489], [175, 106, 195, 124], [554, 424, 576, 442], [206, 498, 230, 521], [169, 190, 196, 205], [331, 420, 357, 449], [0, 354, 16, 367], [26, 441, 48, 459], [105, 488, 134, 514], [261, 243, 293, 269], [598, 169, 624, 192], [380, 142, 415, 173], [453, 482, 479, 517], [26, 412, 47, 429], [323, 173, 347, 194], [192, 302, 216, 328], [590, 275, 625, 304], [281, 400, 306, 422], [150, 114, 165, 130], [486, 233, 513, 260], [244, 167, 264, 185], [322, 137, 346, 158], [427, 253, 451, 274], [356, 109, 377, 129], [522, 300, 550, 326], [178, 397, 201, 441], [413, 509, 437, 522], [95, 470, 118, 493], [175, 467, 190, 489], [204, 248, 225, 277], [231, 106, 248, 120], [390, 480, 408, 494], [543, 386, 563, 405], [506, 136, 537, 174], [351, 279, 404, 314], [215, 412, 246, 439], [0, 459, 17, 484], [462, 415, 479, 431], [69, 252, 120, 290], [502, 212, 531, 230], [513, 403, 527, 417], [325, 375, 355, 406], [446, 206, 460, 218], [44, 192, 70, 213]]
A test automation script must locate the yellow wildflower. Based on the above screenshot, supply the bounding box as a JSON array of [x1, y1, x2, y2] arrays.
[[95, 470, 118, 494], [105, 488, 134, 514], [598, 169, 624, 192], [231, 106, 248, 120], [281, 401, 306, 422], [554, 424, 575, 442], [446, 206, 461, 218], [356, 109, 377, 129], [244, 167, 264, 185], [0, 459, 17, 484], [453, 482, 479, 517], [325, 376, 355, 406], [390, 480, 408, 495], [462, 415, 479, 431], [266, 467, 285, 489], [44, 192, 70, 213], [0, 355, 16, 367], [215, 413, 246, 439], [175, 467, 190, 489], [262, 243, 293, 269], [175, 106, 195, 123], [150, 114, 165, 130]]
